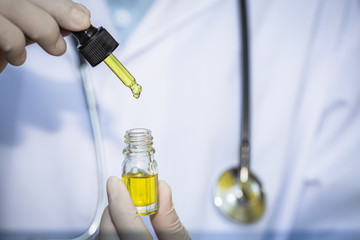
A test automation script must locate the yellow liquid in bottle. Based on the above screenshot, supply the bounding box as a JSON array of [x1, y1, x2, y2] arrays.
[[122, 173, 158, 215], [104, 54, 142, 99]]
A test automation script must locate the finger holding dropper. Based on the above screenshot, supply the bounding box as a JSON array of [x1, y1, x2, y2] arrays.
[[72, 25, 142, 98]]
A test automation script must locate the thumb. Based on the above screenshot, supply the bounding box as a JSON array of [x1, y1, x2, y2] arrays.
[[150, 180, 190, 240], [106, 176, 152, 240]]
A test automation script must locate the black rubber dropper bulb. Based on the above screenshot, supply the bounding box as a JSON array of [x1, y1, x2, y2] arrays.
[[72, 25, 119, 67]]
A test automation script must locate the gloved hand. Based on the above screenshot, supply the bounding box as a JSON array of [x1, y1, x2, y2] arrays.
[[99, 176, 190, 240], [0, 0, 91, 72]]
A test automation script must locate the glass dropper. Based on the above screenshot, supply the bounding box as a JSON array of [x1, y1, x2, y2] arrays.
[[72, 25, 142, 99]]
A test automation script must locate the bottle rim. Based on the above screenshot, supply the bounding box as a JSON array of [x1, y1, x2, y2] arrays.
[[126, 128, 151, 135]]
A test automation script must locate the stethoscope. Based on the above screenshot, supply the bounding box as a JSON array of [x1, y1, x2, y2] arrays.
[[63, 0, 264, 239], [37, 37, 107, 240], [213, 0, 265, 224], [49, 37, 109, 240]]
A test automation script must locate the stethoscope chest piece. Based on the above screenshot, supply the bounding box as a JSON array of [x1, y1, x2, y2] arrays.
[[213, 167, 265, 223]]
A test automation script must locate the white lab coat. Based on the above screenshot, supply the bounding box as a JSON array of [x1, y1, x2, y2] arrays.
[[0, 0, 360, 239]]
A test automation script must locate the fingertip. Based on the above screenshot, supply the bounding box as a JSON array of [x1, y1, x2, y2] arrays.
[[159, 180, 170, 189], [76, 3, 91, 18], [53, 37, 67, 56], [16, 50, 27, 65], [107, 176, 122, 187], [0, 20, 27, 67], [107, 176, 121, 201], [107, 176, 129, 203], [70, 3, 91, 30], [7, 49, 27, 67], [158, 180, 173, 205]]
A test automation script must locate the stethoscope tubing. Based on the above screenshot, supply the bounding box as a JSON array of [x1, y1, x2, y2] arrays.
[[239, 0, 251, 173], [48, 38, 109, 240]]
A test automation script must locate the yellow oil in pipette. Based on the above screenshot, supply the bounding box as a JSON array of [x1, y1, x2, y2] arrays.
[[104, 54, 142, 99]]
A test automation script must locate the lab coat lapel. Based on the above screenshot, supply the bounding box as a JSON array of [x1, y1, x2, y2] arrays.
[[119, 0, 225, 60]]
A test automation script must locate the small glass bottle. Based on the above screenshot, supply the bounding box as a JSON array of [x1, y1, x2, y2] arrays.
[[122, 128, 158, 215]]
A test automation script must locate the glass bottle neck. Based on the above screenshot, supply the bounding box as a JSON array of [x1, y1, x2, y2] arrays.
[[123, 128, 155, 155]]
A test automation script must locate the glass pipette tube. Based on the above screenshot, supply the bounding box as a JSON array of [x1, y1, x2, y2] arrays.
[[104, 54, 142, 99]]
